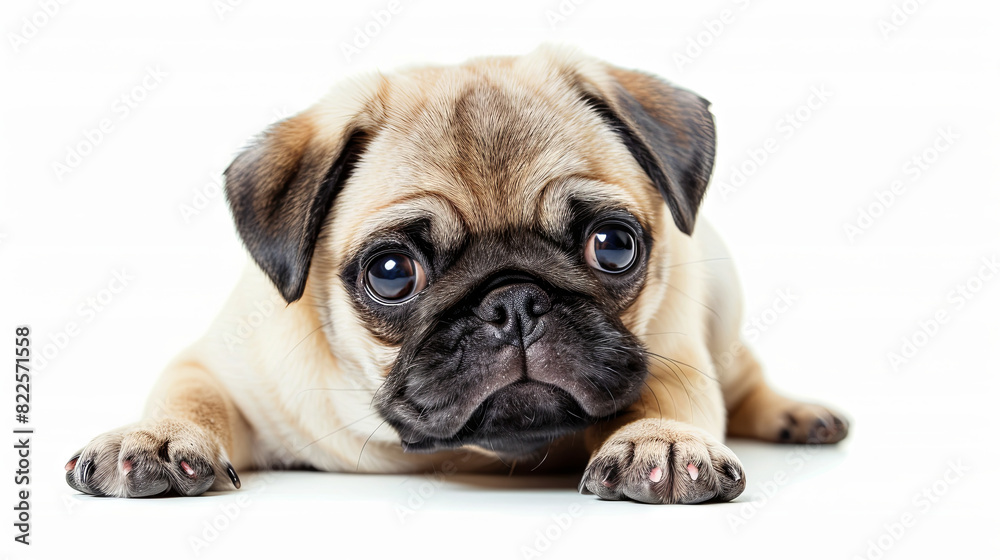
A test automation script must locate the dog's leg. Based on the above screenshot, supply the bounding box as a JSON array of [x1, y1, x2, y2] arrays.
[[580, 342, 747, 504], [64, 359, 252, 497], [723, 345, 849, 444]]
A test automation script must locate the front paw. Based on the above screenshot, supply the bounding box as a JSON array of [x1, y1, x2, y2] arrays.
[[580, 419, 746, 504], [65, 419, 240, 498]]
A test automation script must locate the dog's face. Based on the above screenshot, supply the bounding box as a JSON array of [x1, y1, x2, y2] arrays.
[[224, 47, 716, 459]]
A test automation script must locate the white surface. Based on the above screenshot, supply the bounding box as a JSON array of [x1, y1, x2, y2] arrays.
[[2, 0, 998, 558]]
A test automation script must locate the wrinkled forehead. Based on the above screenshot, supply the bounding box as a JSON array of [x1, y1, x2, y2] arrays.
[[331, 62, 656, 257]]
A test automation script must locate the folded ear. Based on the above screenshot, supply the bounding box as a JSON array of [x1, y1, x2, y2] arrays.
[[585, 66, 716, 235], [224, 111, 368, 303]]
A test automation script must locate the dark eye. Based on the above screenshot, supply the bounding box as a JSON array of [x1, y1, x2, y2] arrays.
[[365, 253, 427, 303], [585, 224, 637, 273]]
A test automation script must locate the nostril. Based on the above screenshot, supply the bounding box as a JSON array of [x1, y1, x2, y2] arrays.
[[474, 283, 552, 349], [527, 293, 551, 317], [490, 305, 508, 326], [474, 301, 507, 324]]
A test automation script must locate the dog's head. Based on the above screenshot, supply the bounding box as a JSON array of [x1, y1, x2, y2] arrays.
[[224, 47, 715, 459]]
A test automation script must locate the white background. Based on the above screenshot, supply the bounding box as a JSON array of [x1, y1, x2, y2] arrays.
[[2, 0, 998, 558]]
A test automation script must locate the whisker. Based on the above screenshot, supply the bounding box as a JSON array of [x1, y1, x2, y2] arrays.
[[489, 437, 511, 469], [292, 387, 372, 400], [297, 412, 380, 453], [650, 356, 700, 423], [641, 380, 662, 419], [370, 377, 392, 409], [663, 282, 721, 320], [644, 360, 680, 420], [644, 350, 718, 384], [530, 444, 551, 472], [281, 321, 332, 365], [634, 330, 691, 339], [665, 257, 731, 269], [356, 419, 388, 472], [647, 354, 712, 426]]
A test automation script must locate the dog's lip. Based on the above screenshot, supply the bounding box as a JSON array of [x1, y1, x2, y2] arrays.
[[400, 427, 575, 454], [397, 380, 594, 454], [398, 428, 581, 455]]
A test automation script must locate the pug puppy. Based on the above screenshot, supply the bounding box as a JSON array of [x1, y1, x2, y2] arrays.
[[64, 46, 848, 504]]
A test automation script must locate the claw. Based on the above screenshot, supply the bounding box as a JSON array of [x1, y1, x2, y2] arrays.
[[226, 463, 241, 489], [727, 464, 741, 482], [79, 459, 95, 485]]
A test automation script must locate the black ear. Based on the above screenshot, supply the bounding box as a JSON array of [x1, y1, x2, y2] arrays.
[[587, 67, 716, 235], [224, 113, 367, 303]]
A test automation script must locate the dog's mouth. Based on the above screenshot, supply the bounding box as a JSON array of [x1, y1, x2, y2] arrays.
[[398, 381, 594, 457]]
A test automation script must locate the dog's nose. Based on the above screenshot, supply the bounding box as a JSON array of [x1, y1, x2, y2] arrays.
[[474, 283, 551, 348]]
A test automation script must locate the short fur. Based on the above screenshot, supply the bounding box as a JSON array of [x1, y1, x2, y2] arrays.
[[66, 46, 847, 503]]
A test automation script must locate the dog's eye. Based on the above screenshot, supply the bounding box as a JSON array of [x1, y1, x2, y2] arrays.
[[365, 253, 427, 303], [585, 225, 637, 274]]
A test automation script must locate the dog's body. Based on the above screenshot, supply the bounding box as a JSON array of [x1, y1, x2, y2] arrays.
[[66, 47, 847, 503]]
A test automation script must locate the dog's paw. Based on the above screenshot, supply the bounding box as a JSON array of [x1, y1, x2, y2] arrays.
[[579, 419, 746, 504], [65, 419, 240, 498], [774, 403, 849, 444]]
